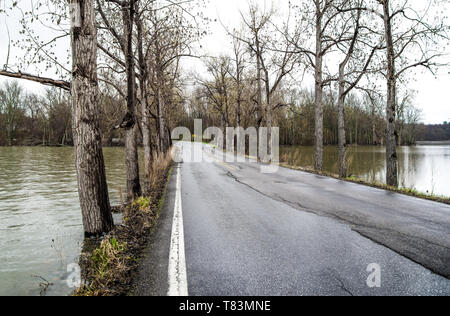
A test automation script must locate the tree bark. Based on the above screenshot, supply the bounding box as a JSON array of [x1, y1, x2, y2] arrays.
[[314, 7, 324, 171], [70, 0, 113, 236], [142, 104, 154, 194], [372, 105, 377, 145], [382, 0, 398, 187], [136, 13, 153, 195], [266, 108, 273, 159], [123, 0, 142, 201], [235, 56, 242, 128], [255, 39, 263, 160], [7, 111, 13, 146], [338, 64, 347, 178], [157, 83, 168, 153]]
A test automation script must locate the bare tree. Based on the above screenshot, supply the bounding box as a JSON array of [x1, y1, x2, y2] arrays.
[[289, 0, 356, 171], [145, 1, 204, 153], [96, 0, 142, 201], [335, 2, 380, 178], [0, 81, 22, 146], [238, 2, 299, 158], [231, 33, 246, 128], [70, 0, 114, 236], [197, 56, 233, 147], [372, 0, 449, 186]]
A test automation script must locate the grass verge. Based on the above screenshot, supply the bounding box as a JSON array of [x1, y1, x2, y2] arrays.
[[278, 162, 450, 205], [74, 151, 173, 296]]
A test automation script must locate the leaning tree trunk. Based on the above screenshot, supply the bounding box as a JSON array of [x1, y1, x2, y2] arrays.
[[383, 0, 398, 187], [70, 0, 113, 236]]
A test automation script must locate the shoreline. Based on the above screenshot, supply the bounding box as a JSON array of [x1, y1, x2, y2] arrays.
[[277, 162, 450, 206], [74, 153, 173, 296], [213, 143, 450, 206], [2, 142, 450, 148]]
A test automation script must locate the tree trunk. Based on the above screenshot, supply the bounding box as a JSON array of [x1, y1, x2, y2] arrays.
[[266, 108, 273, 159], [314, 11, 324, 171], [7, 124, 12, 146], [383, 0, 398, 187], [136, 12, 153, 195], [372, 107, 377, 145], [255, 48, 263, 160], [235, 60, 241, 128], [338, 65, 347, 178], [125, 125, 141, 200], [70, 0, 113, 236], [7, 108, 14, 146], [123, 0, 142, 201], [157, 84, 168, 153]]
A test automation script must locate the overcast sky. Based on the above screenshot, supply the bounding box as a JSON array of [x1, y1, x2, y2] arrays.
[[1, 0, 449, 124]]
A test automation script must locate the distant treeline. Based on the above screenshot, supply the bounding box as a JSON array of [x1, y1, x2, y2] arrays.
[[415, 123, 450, 142], [180, 86, 423, 147], [1, 81, 444, 147], [0, 81, 126, 147]]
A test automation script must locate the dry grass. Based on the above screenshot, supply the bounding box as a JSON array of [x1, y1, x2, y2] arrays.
[[74, 150, 173, 296], [149, 151, 173, 193]]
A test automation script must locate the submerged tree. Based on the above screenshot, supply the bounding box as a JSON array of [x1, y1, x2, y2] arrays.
[[0, 0, 114, 235], [0, 81, 23, 146], [371, 0, 450, 186]]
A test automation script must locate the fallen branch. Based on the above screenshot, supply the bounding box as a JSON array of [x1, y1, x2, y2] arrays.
[[31, 275, 54, 296], [0, 70, 71, 91]]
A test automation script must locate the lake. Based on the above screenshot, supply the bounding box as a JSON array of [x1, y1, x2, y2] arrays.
[[0, 145, 449, 296], [280, 145, 450, 197], [0, 147, 137, 296]]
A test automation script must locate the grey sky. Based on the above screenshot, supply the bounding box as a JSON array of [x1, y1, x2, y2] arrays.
[[1, 0, 449, 124]]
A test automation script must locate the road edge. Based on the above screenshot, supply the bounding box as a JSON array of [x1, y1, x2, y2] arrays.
[[131, 163, 179, 296]]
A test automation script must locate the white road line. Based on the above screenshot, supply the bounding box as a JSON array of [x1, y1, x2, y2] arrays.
[[167, 165, 188, 296]]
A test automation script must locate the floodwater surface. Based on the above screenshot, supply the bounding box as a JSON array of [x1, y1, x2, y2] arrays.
[[280, 145, 450, 196], [0, 147, 139, 296]]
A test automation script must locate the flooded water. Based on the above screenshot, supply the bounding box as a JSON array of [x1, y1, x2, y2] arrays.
[[280, 145, 450, 197], [1, 145, 449, 296], [0, 147, 140, 296]]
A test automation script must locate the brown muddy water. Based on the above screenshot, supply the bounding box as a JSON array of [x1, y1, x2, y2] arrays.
[[0, 147, 142, 296], [280, 145, 450, 197]]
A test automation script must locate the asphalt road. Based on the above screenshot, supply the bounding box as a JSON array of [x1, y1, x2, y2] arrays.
[[133, 142, 450, 296]]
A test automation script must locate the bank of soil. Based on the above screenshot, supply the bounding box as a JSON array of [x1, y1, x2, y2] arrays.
[[74, 157, 172, 296]]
